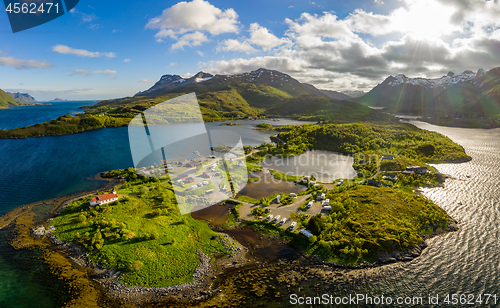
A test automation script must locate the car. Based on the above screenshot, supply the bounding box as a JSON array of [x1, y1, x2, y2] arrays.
[[279, 217, 287, 226], [336, 180, 344, 186], [271, 215, 281, 223], [265, 214, 273, 221], [289, 221, 297, 230], [306, 201, 313, 209]]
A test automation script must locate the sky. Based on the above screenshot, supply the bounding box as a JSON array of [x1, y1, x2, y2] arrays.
[[0, 0, 500, 101]]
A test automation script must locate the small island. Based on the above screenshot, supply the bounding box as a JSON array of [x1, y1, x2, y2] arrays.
[[219, 122, 242, 126]]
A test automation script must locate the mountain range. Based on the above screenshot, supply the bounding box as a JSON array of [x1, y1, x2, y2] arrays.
[[7, 92, 37, 104], [95, 68, 388, 123], [357, 68, 500, 118]]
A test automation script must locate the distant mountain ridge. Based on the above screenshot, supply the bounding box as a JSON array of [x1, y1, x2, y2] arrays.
[[135, 68, 334, 99], [357, 68, 498, 116], [7, 92, 37, 103], [135, 72, 214, 96], [93, 68, 392, 124]]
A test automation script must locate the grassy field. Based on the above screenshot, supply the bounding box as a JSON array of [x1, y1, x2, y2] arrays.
[[50, 171, 229, 287]]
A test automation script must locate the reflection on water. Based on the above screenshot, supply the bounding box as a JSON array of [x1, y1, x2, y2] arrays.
[[261, 150, 357, 183], [190, 202, 233, 226], [236, 172, 307, 200], [223, 228, 304, 263]]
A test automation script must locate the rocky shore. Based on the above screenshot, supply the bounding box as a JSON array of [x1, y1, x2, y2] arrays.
[[31, 220, 248, 304]]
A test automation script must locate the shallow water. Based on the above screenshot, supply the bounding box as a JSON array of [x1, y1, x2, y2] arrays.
[[261, 150, 357, 183], [236, 173, 307, 200]]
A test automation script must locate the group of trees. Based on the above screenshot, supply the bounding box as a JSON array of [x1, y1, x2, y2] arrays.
[[273, 122, 469, 163]]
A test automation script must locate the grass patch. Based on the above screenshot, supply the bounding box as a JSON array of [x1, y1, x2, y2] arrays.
[[50, 174, 229, 288], [236, 196, 259, 204]]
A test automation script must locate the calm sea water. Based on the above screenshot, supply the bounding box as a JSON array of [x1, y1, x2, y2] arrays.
[[0, 101, 96, 130]]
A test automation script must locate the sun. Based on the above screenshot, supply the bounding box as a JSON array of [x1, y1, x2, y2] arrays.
[[394, 0, 458, 39]]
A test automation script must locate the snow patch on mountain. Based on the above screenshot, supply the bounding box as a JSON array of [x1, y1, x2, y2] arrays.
[[388, 69, 486, 88]]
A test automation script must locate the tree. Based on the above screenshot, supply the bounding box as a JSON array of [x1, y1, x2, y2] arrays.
[[139, 186, 149, 195], [251, 207, 266, 217], [307, 214, 324, 235]]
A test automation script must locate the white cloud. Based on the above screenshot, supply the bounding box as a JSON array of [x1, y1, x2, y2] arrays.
[[205, 0, 500, 92], [146, 0, 238, 49], [146, 0, 239, 35], [171, 31, 209, 50], [197, 50, 204, 56], [247, 23, 287, 50], [168, 62, 177, 67], [124, 59, 131, 63], [52, 45, 116, 58], [181, 72, 195, 78], [217, 39, 257, 53], [139, 79, 154, 83], [71, 69, 117, 76], [0, 56, 53, 69], [70, 8, 97, 23]]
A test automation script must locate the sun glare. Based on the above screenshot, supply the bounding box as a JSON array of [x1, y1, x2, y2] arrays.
[[395, 0, 458, 39]]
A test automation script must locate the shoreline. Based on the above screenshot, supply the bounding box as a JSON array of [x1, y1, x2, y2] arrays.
[[3, 162, 462, 305]]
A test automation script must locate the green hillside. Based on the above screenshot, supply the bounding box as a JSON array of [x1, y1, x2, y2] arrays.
[[0, 88, 22, 109], [0, 69, 394, 138]]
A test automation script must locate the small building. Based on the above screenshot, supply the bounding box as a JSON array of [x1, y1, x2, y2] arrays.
[[406, 166, 428, 174], [299, 229, 313, 238], [385, 173, 398, 181], [90, 189, 118, 206], [368, 180, 383, 187], [382, 155, 394, 160], [317, 193, 326, 201]]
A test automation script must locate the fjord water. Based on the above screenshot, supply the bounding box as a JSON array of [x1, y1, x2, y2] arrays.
[[0, 117, 308, 215], [0, 101, 96, 130]]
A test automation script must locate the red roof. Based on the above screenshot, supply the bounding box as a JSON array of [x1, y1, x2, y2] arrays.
[[90, 193, 118, 202]]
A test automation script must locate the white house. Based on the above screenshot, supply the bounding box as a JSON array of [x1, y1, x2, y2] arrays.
[[90, 189, 118, 206]]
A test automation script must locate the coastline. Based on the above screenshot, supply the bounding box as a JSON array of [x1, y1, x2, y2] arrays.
[[2, 161, 462, 306]]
